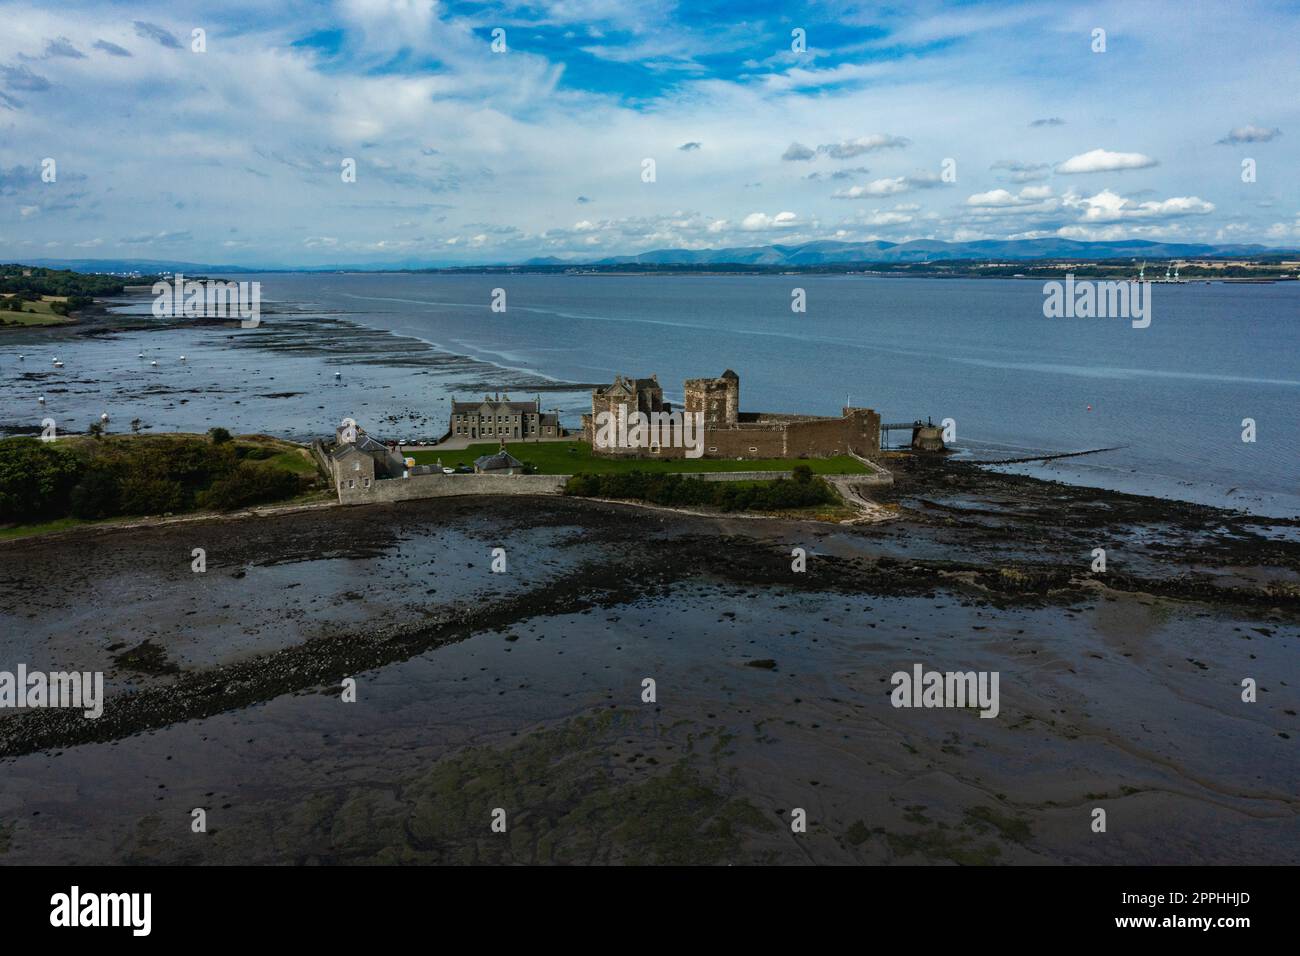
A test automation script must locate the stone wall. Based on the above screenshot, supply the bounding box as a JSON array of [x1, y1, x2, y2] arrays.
[[677, 470, 793, 481], [332, 468, 833, 505], [337, 472, 568, 505]]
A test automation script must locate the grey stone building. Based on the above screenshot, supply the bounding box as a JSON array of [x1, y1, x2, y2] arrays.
[[328, 424, 408, 499], [473, 449, 526, 474], [450, 393, 560, 441]]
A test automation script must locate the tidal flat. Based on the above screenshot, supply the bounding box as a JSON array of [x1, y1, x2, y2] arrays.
[[0, 459, 1295, 865]]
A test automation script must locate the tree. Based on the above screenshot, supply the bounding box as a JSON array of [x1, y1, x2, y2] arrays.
[[69, 464, 121, 519], [0, 438, 80, 522], [208, 427, 232, 445], [198, 462, 301, 511]]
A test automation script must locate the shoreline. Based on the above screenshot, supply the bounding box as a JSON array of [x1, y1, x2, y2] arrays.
[[1, 286, 1295, 518], [1, 453, 1295, 864]]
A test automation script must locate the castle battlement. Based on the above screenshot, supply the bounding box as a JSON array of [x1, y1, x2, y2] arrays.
[[581, 370, 880, 460]]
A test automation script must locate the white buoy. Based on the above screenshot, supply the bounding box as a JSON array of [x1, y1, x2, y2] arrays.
[[334, 372, 341, 379], [17, 355, 23, 361], [100, 412, 109, 423], [138, 353, 144, 359], [151, 360, 158, 366], [180, 355, 186, 362], [37, 396, 44, 405]]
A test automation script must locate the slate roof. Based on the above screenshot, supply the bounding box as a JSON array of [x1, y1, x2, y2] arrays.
[[450, 396, 540, 415], [474, 451, 524, 470]]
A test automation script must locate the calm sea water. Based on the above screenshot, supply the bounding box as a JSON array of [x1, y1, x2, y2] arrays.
[[262, 273, 1299, 515], [2, 273, 1296, 515]]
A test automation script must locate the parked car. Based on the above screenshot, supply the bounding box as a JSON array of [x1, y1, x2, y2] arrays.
[[442, 467, 455, 475]]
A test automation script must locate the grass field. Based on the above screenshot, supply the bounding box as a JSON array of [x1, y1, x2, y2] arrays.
[[408, 441, 868, 475], [0, 294, 75, 327]]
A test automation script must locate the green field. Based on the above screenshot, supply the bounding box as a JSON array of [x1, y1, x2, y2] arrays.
[[408, 441, 868, 475], [0, 295, 76, 326]]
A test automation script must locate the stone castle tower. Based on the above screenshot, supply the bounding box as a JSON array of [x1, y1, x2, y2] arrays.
[[683, 369, 739, 427]]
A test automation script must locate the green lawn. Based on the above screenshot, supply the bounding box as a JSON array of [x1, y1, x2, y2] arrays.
[[0, 295, 75, 326], [408, 441, 868, 475], [260, 448, 319, 474]]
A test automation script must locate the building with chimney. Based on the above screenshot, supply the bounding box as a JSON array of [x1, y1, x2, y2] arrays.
[[449, 393, 560, 441]]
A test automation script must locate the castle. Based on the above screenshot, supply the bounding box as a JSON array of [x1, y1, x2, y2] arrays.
[[581, 370, 880, 460]]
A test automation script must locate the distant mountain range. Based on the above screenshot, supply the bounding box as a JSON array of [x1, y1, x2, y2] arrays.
[[15, 258, 267, 275], [11, 239, 1299, 275], [525, 238, 1299, 267]]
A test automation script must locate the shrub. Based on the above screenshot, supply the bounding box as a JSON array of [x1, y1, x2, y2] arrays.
[[198, 461, 302, 511], [116, 474, 186, 516], [208, 427, 233, 445], [0, 438, 81, 522], [563, 470, 835, 512], [235, 443, 275, 461], [68, 463, 121, 519]]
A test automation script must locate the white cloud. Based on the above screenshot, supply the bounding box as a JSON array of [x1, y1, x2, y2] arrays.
[[1217, 124, 1281, 144], [1063, 189, 1214, 222], [1056, 149, 1158, 174], [740, 210, 798, 230], [966, 185, 1053, 207], [832, 173, 943, 199], [817, 134, 910, 158]]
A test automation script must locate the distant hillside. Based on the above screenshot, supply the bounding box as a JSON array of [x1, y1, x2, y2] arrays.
[[18, 238, 1300, 276], [549, 238, 1298, 267], [20, 258, 266, 275]]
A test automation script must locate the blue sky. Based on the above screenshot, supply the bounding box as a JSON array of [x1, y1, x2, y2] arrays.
[[1, 0, 1297, 266]]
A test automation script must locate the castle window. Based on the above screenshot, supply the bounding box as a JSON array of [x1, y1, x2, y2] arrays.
[[749, 447, 758, 454], [363, 478, 371, 488]]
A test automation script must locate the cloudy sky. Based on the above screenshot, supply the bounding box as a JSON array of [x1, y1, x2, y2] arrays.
[[1, 0, 1297, 266]]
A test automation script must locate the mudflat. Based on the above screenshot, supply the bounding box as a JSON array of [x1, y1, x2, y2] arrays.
[[0, 459, 1295, 864]]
